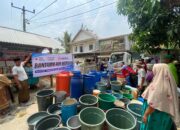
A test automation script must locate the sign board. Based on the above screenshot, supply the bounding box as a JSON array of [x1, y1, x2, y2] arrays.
[[32, 53, 74, 77]]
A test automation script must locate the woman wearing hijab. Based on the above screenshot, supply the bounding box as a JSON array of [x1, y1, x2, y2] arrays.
[[141, 63, 180, 130]]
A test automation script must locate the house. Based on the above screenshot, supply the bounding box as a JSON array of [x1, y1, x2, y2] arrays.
[[98, 34, 133, 58], [70, 28, 133, 59], [71, 28, 99, 60]]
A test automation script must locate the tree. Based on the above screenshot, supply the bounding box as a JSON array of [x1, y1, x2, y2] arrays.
[[117, 0, 180, 54], [58, 31, 72, 53]]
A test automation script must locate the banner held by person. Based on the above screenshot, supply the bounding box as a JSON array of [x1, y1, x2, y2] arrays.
[[32, 53, 73, 77]]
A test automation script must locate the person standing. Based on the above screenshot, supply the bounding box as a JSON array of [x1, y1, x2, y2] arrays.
[[12, 54, 31, 104], [74, 61, 81, 71], [164, 54, 179, 86], [141, 64, 180, 130], [135, 61, 147, 94]]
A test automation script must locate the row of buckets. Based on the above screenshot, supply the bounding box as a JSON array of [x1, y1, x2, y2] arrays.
[[27, 89, 143, 130], [56, 70, 117, 99]]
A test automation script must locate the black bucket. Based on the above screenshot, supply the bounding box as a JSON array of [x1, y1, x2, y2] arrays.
[[47, 103, 62, 116], [36, 89, 54, 111], [27, 111, 49, 130], [35, 115, 61, 130]]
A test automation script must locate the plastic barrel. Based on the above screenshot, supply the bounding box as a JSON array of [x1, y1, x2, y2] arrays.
[[127, 103, 143, 130], [98, 94, 116, 111], [96, 82, 107, 92], [27, 111, 49, 130], [34, 115, 61, 130], [61, 98, 78, 125], [89, 70, 101, 83], [56, 72, 73, 95], [79, 107, 106, 130], [79, 94, 98, 110], [106, 108, 137, 130], [67, 115, 81, 130], [47, 103, 62, 116], [110, 81, 121, 91], [83, 74, 96, 94], [36, 89, 54, 111], [70, 71, 83, 99]]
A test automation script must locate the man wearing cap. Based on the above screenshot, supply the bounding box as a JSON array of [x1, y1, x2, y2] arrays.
[[164, 54, 179, 86], [12, 54, 31, 104]]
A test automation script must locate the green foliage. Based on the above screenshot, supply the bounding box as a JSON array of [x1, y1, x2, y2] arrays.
[[117, 0, 180, 54], [58, 31, 71, 53]]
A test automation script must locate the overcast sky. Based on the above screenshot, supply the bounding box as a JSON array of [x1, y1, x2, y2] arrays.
[[0, 0, 132, 39]]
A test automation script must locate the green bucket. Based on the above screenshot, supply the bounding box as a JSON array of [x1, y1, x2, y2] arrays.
[[123, 93, 133, 100], [106, 108, 137, 130], [79, 107, 105, 130], [98, 94, 116, 110], [96, 82, 107, 92]]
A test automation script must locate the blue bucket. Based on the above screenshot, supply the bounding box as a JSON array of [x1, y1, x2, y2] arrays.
[[61, 98, 78, 125], [83, 74, 96, 94], [70, 71, 83, 99]]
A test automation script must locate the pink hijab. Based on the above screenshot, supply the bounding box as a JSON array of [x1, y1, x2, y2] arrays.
[[142, 63, 180, 125]]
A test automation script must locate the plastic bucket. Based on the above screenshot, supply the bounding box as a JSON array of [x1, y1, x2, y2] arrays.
[[79, 94, 98, 109], [83, 74, 96, 94], [119, 98, 130, 106], [70, 71, 83, 99], [123, 93, 133, 100], [36, 89, 54, 111], [47, 103, 62, 116], [106, 108, 136, 130], [127, 103, 143, 130], [110, 81, 121, 91], [112, 93, 123, 100], [53, 127, 71, 130], [79, 107, 105, 130], [35, 115, 61, 130], [67, 115, 81, 130], [61, 98, 78, 125], [98, 94, 116, 110], [27, 111, 49, 130], [96, 82, 107, 92]]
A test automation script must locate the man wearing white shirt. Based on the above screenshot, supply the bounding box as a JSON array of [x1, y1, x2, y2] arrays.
[[12, 54, 31, 104]]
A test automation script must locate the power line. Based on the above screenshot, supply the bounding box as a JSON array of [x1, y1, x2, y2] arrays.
[[33, 0, 45, 10], [29, 0, 58, 20], [30, 1, 116, 29], [31, 0, 96, 21]]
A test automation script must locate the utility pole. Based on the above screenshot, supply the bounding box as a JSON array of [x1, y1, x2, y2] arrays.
[[11, 3, 35, 32]]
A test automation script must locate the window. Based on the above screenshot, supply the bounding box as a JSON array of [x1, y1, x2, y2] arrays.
[[89, 44, 93, 50], [74, 46, 77, 52], [80, 46, 83, 52]]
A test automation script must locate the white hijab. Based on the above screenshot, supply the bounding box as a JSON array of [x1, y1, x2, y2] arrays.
[[142, 63, 180, 125]]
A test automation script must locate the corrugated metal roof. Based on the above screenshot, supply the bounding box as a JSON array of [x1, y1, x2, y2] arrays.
[[0, 26, 61, 49]]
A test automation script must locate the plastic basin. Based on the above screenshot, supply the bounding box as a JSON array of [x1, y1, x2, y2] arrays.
[[67, 115, 81, 130], [79, 107, 105, 130], [79, 94, 98, 109], [27, 111, 49, 130], [110, 81, 121, 91], [35, 115, 61, 130], [106, 108, 136, 130]]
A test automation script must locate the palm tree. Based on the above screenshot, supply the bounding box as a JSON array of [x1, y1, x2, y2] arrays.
[[58, 31, 71, 53]]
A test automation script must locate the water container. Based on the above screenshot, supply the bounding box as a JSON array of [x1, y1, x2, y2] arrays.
[[36, 89, 54, 111], [70, 71, 83, 99], [61, 98, 78, 125], [127, 103, 143, 130], [47, 103, 62, 116], [83, 74, 96, 94], [79, 107, 105, 130], [89, 70, 101, 83], [98, 93, 116, 110], [56, 72, 73, 95], [106, 108, 136, 130], [67, 115, 81, 130], [96, 82, 107, 92]]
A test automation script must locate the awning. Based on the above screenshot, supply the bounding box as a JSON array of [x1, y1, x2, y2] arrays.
[[98, 55, 110, 58]]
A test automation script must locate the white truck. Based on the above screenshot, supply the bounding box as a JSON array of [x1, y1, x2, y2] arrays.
[[108, 52, 132, 70]]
